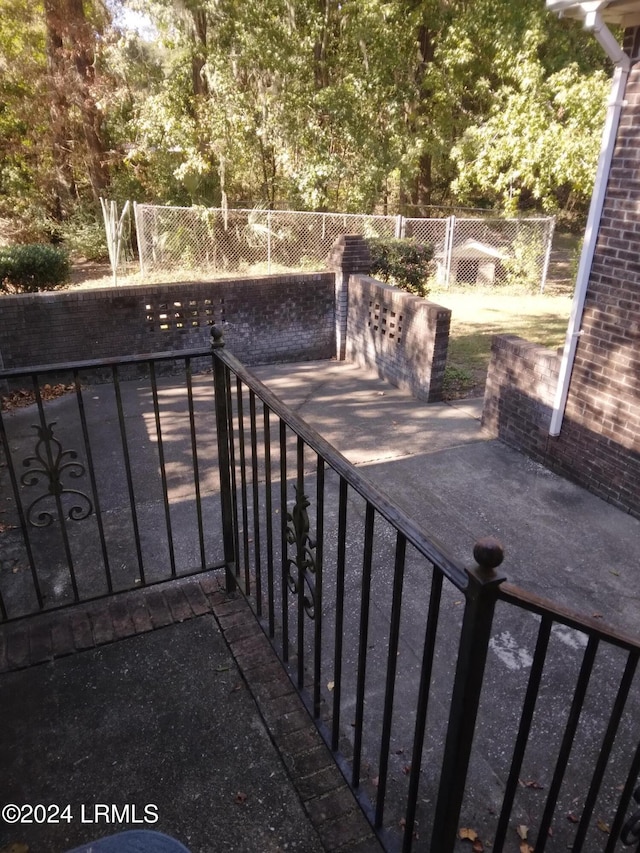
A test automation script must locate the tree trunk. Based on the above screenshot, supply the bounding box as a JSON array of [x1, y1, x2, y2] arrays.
[[43, 0, 108, 209], [190, 7, 209, 97], [43, 0, 76, 218], [409, 24, 436, 212]]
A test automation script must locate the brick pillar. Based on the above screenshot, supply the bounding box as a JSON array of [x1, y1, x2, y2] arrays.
[[326, 235, 371, 360]]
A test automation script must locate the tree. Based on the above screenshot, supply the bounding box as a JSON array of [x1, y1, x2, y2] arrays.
[[43, 0, 110, 213], [0, 0, 617, 239], [0, 0, 50, 234], [450, 59, 609, 220], [397, 0, 609, 214]]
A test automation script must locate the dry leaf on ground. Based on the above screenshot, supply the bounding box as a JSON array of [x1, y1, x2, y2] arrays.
[[520, 778, 544, 789], [459, 828, 478, 842], [1, 384, 75, 412]]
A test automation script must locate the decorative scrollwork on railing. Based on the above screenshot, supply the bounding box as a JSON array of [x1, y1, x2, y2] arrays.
[[21, 422, 93, 528], [286, 486, 317, 619], [621, 787, 640, 849]]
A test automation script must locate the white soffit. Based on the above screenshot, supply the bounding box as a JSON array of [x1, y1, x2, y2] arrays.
[[546, 0, 640, 27]]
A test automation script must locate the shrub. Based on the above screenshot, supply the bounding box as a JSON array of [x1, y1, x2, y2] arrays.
[[0, 244, 70, 293], [55, 209, 109, 261], [366, 237, 433, 296], [502, 234, 544, 291]]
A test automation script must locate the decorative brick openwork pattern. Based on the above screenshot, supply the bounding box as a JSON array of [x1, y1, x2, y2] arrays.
[[368, 300, 403, 343], [144, 296, 226, 333], [1, 234, 448, 415]]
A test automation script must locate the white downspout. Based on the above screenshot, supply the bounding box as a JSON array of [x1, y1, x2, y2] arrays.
[[549, 9, 631, 436]]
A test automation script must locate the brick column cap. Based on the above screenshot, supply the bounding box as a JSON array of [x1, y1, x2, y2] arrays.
[[326, 234, 371, 274]]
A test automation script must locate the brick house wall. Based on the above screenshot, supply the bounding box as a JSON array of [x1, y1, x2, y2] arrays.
[[483, 27, 640, 518]]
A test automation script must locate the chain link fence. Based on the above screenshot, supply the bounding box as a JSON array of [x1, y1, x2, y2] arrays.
[[428, 216, 556, 291], [128, 203, 555, 291]]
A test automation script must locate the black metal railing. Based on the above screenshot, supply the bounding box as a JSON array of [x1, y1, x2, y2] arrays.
[[210, 330, 640, 853], [1, 331, 639, 852], [0, 348, 225, 620]]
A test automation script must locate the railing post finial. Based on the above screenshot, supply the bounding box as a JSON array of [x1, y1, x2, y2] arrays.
[[211, 324, 225, 349], [473, 536, 505, 580]]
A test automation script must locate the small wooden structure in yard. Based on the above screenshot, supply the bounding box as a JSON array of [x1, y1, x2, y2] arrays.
[[434, 238, 508, 286]]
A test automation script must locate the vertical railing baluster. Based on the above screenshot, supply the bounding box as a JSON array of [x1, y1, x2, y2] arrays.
[[33, 375, 80, 601], [249, 390, 262, 616], [0, 576, 6, 621], [313, 456, 324, 719], [535, 636, 599, 852], [296, 435, 305, 689], [225, 364, 240, 580], [0, 404, 42, 613], [264, 404, 275, 637], [331, 476, 348, 752], [236, 376, 250, 594], [185, 357, 206, 571], [573, 649, 639, 852], [352, 502, 375, 788], [73, 369, 112, 592], [211, 328, 236, 592], [375, 531, 407, 829], [493, 614, 552, 852], [279, 418, 289, 662], [429, 538, 505, 853], [112, 365, 145, 585], [606, 740, 640, 853], [149, 361, 176, 577], [403, 567, 444, 852]]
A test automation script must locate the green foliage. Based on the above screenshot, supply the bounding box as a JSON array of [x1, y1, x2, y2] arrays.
[[0, 0, 615, 232], [53, 209, 109, 261], [367, 238, 433, 296], [0, 244, 70, 293], [451, 61, 609, 216], [570, 238, 584, 281], [502, 234, 545, 291], [442, 365, 474, 399]]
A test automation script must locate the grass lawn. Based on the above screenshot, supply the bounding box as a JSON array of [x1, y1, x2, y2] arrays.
[[430, 288, 573, 399]]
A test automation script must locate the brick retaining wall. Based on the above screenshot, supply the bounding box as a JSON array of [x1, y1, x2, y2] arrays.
[[1, 240, 450, 405], [0, 273, 336, 369], [482, 335, 560, 462], [483, 334, 640, 518], [346, 275, 451, 402]]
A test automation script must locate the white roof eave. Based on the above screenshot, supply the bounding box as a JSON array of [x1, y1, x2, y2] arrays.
[[546, 0, 640, 28]]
